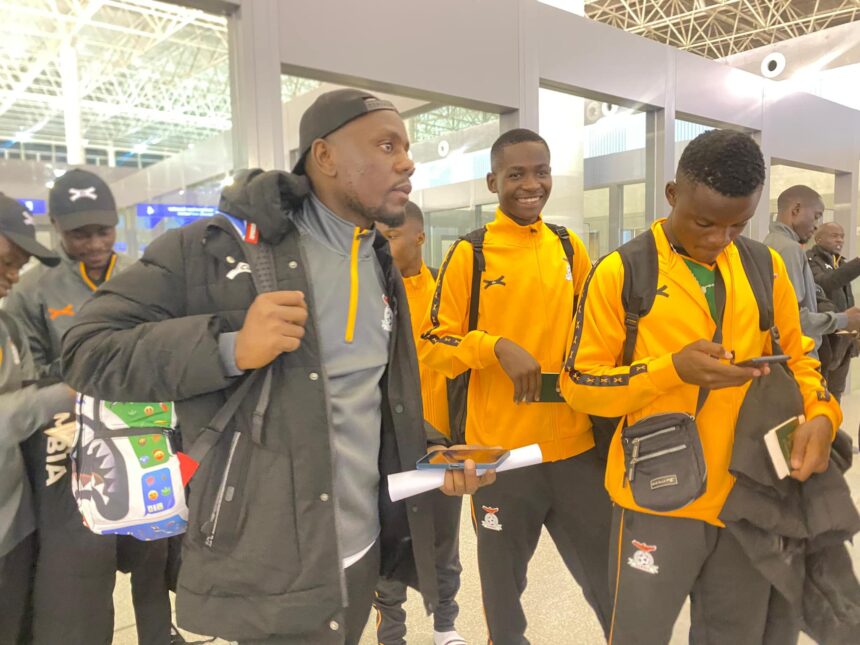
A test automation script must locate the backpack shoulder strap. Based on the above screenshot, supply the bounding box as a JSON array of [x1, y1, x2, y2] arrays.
[[733, 236, 774, 332], [617, 228, 659, 366], [545, 222, 575, 270], [460, 227, 487, 332], [546, 223, 579, 317]]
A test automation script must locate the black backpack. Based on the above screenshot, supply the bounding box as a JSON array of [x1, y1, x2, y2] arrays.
[[578, 229, 776, 457], [445, 223, 576, 444]]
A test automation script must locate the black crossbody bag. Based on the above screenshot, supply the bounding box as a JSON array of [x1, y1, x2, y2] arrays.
[[620, 268, 726, 512]]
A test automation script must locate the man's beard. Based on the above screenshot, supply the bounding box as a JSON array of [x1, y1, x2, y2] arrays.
[[344, 193, 405, 228]]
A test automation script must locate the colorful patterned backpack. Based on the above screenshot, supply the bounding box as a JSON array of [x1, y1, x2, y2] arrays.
[[71, 396, 189, 540]]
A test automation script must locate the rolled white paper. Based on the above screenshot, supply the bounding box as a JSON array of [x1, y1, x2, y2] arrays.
[[387, 444, 543, 502]]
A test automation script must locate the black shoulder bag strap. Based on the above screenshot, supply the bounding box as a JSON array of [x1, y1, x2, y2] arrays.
[[189, 234, 280, 466], [188, 369, 265, 465]]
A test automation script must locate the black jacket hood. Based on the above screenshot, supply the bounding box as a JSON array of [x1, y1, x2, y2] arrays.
[[218, 169, 310, 244]]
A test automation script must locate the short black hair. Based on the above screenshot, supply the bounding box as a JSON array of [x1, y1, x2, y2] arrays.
[[490, 128, 550, 172], [777, 185, 823, 215], [403, 201, 424, 228], [676, 129, 765, 198]]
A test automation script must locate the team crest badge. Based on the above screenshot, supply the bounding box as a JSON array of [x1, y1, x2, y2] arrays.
[[628, 539, 659, 574], [381, 295, 393, 332], [481, 505, 502, 531]]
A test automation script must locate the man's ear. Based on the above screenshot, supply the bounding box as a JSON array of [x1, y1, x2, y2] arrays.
[[417, 231, 426, 247], [487, 171, 498, 194], [309, 139, 337, 178], [665, 181, 678, 207]]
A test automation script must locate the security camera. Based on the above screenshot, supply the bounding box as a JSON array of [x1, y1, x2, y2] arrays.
[[761, 52, 786, 79], [601, 103, 619, 117]]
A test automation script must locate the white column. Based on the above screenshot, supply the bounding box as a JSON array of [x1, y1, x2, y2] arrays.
[[539, 88, 585, 236], [645, 53, 676, 222], [228, 0, 286, 170], [834, 170, 858, 259], [751, 129, 773, 242], [59, 44, 84, 166]]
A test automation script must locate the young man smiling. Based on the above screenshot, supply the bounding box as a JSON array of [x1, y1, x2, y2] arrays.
[[419, 128, 612, 644], [562, 130, 839, 644]]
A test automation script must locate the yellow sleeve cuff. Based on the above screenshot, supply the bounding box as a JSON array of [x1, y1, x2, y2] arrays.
[[808, 404, 842, 441], [647, 353, 685, 393], [476, 333, 502, 369]]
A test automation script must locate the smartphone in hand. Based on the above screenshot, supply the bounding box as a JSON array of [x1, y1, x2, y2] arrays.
[[732, 354, 790, 368], [416, 447, 510, 470]]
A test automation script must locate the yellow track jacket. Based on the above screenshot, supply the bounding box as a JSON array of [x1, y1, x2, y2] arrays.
[[561, 219, 841, 525], [403, 263, 450, 437], [419, 208, 594, 462]]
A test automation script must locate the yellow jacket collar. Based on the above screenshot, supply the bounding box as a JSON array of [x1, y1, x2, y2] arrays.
[[651, 218, 739, 271], [487, 206, 545, 244], [403, 262, 431, 289]]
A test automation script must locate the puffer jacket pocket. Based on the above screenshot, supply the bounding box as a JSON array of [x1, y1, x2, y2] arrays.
[[181, 433, 301, 596]]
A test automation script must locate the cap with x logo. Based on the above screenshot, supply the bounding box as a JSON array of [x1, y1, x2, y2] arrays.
[[49, 169, 119, 232]]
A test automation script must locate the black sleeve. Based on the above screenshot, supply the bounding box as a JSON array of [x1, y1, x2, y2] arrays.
[[62, 228, 236, 402], [812, 257, 860, 294]]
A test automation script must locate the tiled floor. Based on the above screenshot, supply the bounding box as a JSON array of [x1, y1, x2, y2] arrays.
[[111, 393, 860, 644]]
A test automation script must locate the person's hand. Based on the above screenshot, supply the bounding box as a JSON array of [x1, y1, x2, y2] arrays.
[[789, 415, 833, 481], [431, 444, 498, 495], [494, 338, 541, 403], [844, 307, 860, 332], [672, 340, 768, 389], [235, 291, 308, 370]]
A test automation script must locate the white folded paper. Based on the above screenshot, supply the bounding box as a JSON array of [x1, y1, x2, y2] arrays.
[[387, 444, 543, 502]]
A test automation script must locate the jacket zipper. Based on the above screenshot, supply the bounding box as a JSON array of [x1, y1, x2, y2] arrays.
[[624, 423, 687, 482], [204, 431, 242, 548]]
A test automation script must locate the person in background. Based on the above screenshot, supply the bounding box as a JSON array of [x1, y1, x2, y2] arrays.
[[0, 194, 74, 643], [806, 221, 860, 401], [374, 201, 465, 645], [763, 185, 860, 357], [5, 170, 174, 645]]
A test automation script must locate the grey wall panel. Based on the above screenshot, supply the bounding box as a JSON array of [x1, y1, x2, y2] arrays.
[[765, 88, 860, 173], [674, 52, 764, 131], [277, 0, 521, 112], [536, 3, 670, 109]]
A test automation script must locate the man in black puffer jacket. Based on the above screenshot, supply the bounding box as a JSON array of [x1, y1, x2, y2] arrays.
[[62, 89, 494, 644], [806, 221, 860, 400]]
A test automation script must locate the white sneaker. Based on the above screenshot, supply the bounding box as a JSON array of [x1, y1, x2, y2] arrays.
[[434, 629, 467, 645]]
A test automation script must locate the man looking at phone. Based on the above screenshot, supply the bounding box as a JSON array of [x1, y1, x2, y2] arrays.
[[374, 203, 466, 645], [764, 185, 860, 356], [419, 128, 613, 643], [562, 130, 839, 643]]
